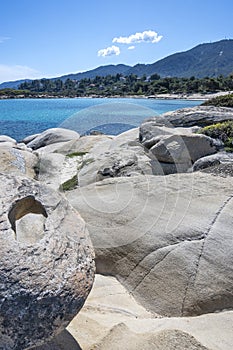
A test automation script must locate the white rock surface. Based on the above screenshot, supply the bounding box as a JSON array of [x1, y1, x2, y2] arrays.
[[66, 172, 233, 317], [150, 133, 217, 164], [27, 128, 80, 150], [0, 135, 17, 144], [68, 274, 233, 350]]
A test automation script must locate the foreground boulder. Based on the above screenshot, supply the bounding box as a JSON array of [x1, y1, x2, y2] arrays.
[[0, 173, 95, 349], [139, 123, 218, 174], [154, 105, 233, 127], [0, 135, 17, 144], [32, 130, 154, 189], [139, 124, 198, 146], [54, 134, 113, 155], [66, 172, 233, 317], [76, 128, 153, 186], [25, 128, 80, 150], [149, 134, 217, 169], [77, 141, 153, 187], [192, 152, 233, 171]]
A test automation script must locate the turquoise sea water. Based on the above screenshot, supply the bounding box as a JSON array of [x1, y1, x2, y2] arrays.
[[0, 98, 202, 140]]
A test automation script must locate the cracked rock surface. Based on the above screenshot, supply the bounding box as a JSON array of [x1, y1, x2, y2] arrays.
[[0, 173, 95, 350], [66, 172, 233, 317]]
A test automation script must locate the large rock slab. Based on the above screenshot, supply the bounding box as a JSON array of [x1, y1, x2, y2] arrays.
[[148, 105, 233, 128], [93, 325, 210, 350], [69, 274, 233, 350], [26, 128, 80, 150], [66, 172, 233, 317], [0, 173, 95, 350]]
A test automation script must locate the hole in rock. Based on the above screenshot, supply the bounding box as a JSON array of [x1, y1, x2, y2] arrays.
[[8, 196, 48, 244]]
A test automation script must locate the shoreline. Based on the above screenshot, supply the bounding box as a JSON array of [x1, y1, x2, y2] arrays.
[[147, 90, 233, 101], [0, 91, 232, 101]]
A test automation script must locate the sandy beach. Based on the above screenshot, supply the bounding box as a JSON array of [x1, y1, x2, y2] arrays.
[[147, 90, 233, 101]]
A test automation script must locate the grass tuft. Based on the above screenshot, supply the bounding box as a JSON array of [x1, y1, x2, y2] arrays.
[[61, 175, 78, 191]]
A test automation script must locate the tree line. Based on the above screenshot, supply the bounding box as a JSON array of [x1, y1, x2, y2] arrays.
[[1, 73, 233, 98]]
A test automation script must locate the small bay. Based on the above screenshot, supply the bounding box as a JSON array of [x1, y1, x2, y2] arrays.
[[0, 97, 202, 140]]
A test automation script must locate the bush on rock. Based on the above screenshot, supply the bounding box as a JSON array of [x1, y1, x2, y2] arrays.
[[198, 121, 233, 152], [202, 93, 233, 108]]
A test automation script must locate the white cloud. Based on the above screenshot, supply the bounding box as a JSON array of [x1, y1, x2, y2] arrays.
[[98, 45, 120, 57], [128, 46, 135, 50], [0, 64, 41, 83], [113, 30, 163, 44], [0, 36, 10, 44]]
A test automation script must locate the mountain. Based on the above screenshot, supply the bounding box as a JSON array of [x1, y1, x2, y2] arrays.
[[0, 39, 233, 89], [0, 79, 33, 89], [57, 64, 131, 81], [128, 39, 233, 78], [0, 65, 131, 89]]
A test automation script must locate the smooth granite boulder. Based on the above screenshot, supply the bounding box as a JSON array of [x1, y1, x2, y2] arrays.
[[0, 173, 95, 350], [32, 330, 82, 350], [32, 131, 153, 189], [150, 105, 233, 128], [22, 133, 40, 144], [77, 142, 153, 187], [26, 128, 80, 150], [109, 128, 139, 148], [54, 134, 113, 155], [149, 134, 217, 165], [0, 145, 38, 178], [0, 135, 17, 144], [66, 172, 233, 317], [139, 122, 218, 174], [33, 136, 113, 191], [139, 124, 198, 147], [192, 152, 233, 171]]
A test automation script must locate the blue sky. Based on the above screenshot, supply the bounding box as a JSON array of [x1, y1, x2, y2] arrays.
[[0, 0, 232, 83]]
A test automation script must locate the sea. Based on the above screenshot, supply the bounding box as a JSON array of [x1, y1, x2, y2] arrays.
[[0, 98, 202, 141]]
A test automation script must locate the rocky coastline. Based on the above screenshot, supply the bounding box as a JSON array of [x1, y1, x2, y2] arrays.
[[0, 104, 233, 349]]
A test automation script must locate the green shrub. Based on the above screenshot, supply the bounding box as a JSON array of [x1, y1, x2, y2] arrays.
[[66, 151, 88, 158], [60, 175, 78, 191], [202, 94, 233, 107], [198, 121, 233, 151]]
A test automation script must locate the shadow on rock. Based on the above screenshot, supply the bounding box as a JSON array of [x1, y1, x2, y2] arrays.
[[32, 330, 82, 350]]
